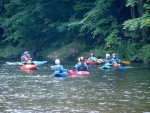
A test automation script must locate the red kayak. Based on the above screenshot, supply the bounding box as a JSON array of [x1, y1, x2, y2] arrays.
[[21, 65, 37, 71], [69, 70, 90, 76], [85, 60, 99, 65]]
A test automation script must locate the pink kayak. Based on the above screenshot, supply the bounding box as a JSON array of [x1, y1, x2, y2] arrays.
[[69, 70, 90, 76]]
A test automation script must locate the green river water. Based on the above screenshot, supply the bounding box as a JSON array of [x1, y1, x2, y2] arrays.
[[0, 59, 150, 113]]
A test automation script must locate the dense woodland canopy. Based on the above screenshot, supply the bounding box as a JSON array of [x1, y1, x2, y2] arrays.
[[0, 0, 150, 62]]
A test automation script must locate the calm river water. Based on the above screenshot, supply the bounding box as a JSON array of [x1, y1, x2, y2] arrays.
[[0, 59, 150, 113]]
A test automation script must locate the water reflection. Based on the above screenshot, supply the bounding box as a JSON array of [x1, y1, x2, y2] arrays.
[[0, 60, 150, 112]]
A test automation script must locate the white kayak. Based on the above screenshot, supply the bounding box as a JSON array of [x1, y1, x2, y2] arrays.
[[6, 61, 47, 66]]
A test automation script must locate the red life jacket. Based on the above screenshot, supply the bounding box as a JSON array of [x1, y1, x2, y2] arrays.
[[23, 55, 27, 61]]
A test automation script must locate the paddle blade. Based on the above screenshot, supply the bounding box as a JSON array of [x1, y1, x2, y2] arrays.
[[122, 61, 130, 65]]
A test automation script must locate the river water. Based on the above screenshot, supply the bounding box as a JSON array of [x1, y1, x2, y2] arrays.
[[0, 59, 150, 113]]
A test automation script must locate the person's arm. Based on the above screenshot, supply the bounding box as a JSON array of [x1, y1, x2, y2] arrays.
[[84, 63, 88, 70], [117, 58, 122, 63], [100, 59, 105, 64], [73, 62, 80, 71]]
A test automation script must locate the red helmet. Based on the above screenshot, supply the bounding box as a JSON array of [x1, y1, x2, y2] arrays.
[[90, 53, 94, 56]]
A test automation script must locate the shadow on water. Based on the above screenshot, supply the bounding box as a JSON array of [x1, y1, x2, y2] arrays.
[[0, 59, 150, 112]]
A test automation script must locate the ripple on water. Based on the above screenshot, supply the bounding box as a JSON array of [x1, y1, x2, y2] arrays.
[[0, 62, 150, 112]]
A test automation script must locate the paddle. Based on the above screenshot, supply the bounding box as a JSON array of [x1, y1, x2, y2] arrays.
[[121, 61, 130, 65]]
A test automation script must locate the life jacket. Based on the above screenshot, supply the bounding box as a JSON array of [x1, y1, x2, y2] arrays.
[[53, 65, 61, 74], [112, 58, 117, 62], [105, 58, 111, 63], [77, 61, 87, 71], [104, 58, 112, 66], [21, 55, 27, 61], [90, 57, 98, 62], [27, 59, 32, 64], [111, 58, 121, 67]]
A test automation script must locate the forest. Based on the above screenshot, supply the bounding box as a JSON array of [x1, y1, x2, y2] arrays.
[[0, 0, 150, 63]]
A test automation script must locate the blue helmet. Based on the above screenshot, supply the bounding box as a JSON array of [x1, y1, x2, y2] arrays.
[[24, 51, 28, 55], [112, 53, 116, 56]]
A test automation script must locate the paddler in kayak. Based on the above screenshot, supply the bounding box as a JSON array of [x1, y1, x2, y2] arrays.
[[111, 53, 122, 67], [21, 51, 34, 65], [51, 59, 66, 74], [88, 53, 98, 62], [74, 57, 88, 71], [101, 54, 113, 66], [21, 51, 28, 62]]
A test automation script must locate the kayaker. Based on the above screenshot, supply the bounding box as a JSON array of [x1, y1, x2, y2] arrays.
[[21, 51, 28, 62], [111, 53, 122, 66], [101, 54, 113, 65], [88, 53, 98, 62], [21, 51, 34, 65], [51, 59, 65, 74], [74, 57, 88, 71]]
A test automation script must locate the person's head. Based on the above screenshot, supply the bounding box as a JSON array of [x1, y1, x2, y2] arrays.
[[24, 51, 28, 55], [90, 53, 94, 57], [55, 59, 60, 65], [112, 53, 116, 58], [80, 57, 84, 61], [106, 54, 110, 58]]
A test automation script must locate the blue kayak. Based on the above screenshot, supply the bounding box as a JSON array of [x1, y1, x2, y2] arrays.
[[51, 66, 68, 77], [52, 72, 67, 77], [33, 61, 47, 65], [6, 61, 47, 66], [101, 65, 112, 69], [101, 65, 126, 70]]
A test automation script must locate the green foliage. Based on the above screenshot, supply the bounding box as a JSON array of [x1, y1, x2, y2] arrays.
[[80, 0, 117, 38], [123, 13, 150, 30], [0, 0, 149, 63], [142, 44, 150, 63], [123, 0, 150, 29], [141, 13, 150, 27], [126, 0, 141, 7], [0, 45, 23, 58], [122, 42, 150, 62], [77, 43, 88, 52], [104, 30, 122, 50], [123, 18, 141, 30]]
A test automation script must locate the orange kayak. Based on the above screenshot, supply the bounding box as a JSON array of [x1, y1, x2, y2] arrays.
[[21, 65, 37, 70]]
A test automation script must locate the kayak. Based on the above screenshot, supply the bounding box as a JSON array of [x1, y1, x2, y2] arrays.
[[101, 64, 126, 70], [69, 70, 90, 76], [51, 66, 68, 77], [52, 72, 67, 77], [85, 60, 99, 65], [21, 65, 37, 71], [6, 61, 47, 66], [33, 61, 47, 65], [101, 65, 112, 69]]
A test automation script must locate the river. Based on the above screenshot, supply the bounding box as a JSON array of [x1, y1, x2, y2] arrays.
[[0, 59, 150, 113]]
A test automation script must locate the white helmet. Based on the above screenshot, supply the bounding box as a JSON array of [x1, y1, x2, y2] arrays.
[[55, 59, 60, 65], [106, 54, 110, 57]]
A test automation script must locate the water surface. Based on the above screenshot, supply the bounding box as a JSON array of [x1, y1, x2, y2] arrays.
[[0, 59, 150, 112]]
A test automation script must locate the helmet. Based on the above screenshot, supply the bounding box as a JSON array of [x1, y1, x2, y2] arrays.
[[24, 51, 28, 55], [106, 54, 110, 57], [90, 53, 94, 56], [112, 53, 116, 56], [80, 57, 84, 61], [55, 59, 60, 65]]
